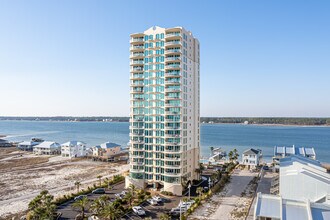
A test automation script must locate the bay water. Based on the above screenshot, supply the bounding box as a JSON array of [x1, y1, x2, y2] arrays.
[[1, 120, 329, 163]]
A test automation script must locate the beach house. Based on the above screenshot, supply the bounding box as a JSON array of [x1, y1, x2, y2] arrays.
[[91, 142, 126, 161], [17, 138, 44, 151], [33, 141, 61, 155], [61, 141, 87, 158], [0, 138, 12, 147], [241, 148, 262, 168]]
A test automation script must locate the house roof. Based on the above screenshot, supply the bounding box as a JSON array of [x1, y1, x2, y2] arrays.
[[255, 193, 330, 220], [274, 146, 316, 157], [96, 142, 120, 149], [0, 139, 8, 143], [34, 141, 60, 149], [18, 141, 34, 146], [61, 141, 86, 147], [243, 148, 261, 155]]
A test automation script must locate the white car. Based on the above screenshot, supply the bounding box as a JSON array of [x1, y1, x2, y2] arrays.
[[180, 200, 195, 207], [152, 196, 162, 203], [147, 198, 158, 206], [132, 206, 146, 216]]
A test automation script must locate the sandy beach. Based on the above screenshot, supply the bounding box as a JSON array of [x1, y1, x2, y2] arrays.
[[0, 147, 129, 218]]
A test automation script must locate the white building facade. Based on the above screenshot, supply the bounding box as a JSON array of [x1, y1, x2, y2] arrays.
[[126, 26, 200, 195], [61, 141, 87, 158], [33, 141, 61, 155], [242, 148, 262, 168]]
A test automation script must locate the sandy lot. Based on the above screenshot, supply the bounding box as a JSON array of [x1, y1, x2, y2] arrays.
[[0, 147, 129, 218]]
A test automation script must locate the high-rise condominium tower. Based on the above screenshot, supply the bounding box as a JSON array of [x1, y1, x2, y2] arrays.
[[126, 26, 200, 195]]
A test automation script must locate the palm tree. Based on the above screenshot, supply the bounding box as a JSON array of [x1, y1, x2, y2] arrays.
[[97, 175, 103, 186], [72, 196, 89, 219], [196, 187, 203, 200], [210, 146, 214, 154], [228, 150, 233, 162], [90, 195, 109, 215], [159, 213, 171, 220], [74, 181, 81, 193], [101, 203, 122, 220], [124, 191, 134, 207], [233, 148, 239, 162], [128, 184, 137, 197]]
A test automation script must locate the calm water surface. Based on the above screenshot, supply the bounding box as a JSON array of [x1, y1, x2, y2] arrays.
[[0, 121, 329, 163]]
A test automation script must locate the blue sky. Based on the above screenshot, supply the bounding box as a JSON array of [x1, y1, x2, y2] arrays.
[[0, 0, 329, 117]]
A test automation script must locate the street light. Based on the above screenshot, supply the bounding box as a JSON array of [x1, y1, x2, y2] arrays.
[[188, 183, 191, 199], [179, 199, 182, 220], [208, 177, 211, 191]]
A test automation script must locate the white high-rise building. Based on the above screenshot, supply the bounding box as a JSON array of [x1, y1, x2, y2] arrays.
[[126, 26, 200, 195]]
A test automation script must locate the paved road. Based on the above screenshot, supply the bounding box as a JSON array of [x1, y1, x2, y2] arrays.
[[189, 169, 257, 220], [246, 170, 277, 220]]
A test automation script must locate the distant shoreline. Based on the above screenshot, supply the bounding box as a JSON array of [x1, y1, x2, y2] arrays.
[[0, 118, 329, 127]]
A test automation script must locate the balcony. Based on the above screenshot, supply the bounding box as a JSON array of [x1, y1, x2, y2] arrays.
[[166, 32, 181, 38], [165, 133, 181, 138], [165, 126, 180, 130], [164, 156, 181, 161], [130, 161, 144, 165], [165, 88, 181, 93], [130, 60, 144, 65], [130, 45, 144, 51], [165, 57, 181, 62], [165, 41, 181, 46], [165, 64, 181, 70], [165, 49, 181, 55], [132, 97, 144, 101], [131, 67, 144, 72], [165, 103, 181, 108], [165, 80, 181, 85], [164, 172, 181, 176], [165, 71, 181, 77], [130, 132, 144, 137], [129, 126, 144, 129], [130, 53, 144, 58], [130, 118, 144, 123], [131, 89, 143, 93], [130, 38, 144, 43], [131, 82, 144, 87], [165, 111, 180, 115], [131, 74, 144, 80]]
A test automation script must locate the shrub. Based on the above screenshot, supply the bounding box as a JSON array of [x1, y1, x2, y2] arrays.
[[160, 191, 173, 196]]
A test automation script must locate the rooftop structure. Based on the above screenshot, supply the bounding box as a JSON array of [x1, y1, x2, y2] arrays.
[[127, 26, 200, 195], [254, 193, 330, 220], [274, 145, 316, 161], [280, 155, 330, 203]]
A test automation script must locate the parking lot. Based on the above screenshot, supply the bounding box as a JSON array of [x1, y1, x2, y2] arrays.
[[56, 178, 210, 219], [57, 182, 126, 219]]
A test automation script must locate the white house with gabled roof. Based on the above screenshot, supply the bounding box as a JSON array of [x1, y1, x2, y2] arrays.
[[61, 141, 87, 158], [241, 148, 262, 168], [33, 141, 61, 155]]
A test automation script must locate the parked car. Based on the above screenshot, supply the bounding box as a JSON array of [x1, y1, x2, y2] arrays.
[[115, 193, 121, 198], [203, 186, 209, 192], [147, 198, 158, 206], [263, 166, 269, 170], [92, 188, 105, 194], [74, 195, 87, 201], [120, 190, 128, 196], [179, 200, 195, 208], [152, 196, 162, 203], [88, 215, 99, 220], [132, 206, 145, 216]]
